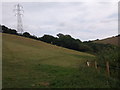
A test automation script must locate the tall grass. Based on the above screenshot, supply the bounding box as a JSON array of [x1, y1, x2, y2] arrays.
[[96, 46, 120, 86]]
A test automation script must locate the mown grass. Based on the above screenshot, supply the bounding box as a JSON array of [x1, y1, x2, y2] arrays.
[[2, 33, 118, 88], [2, 33, 94, 68]]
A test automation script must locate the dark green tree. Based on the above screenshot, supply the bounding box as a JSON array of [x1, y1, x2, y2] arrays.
[[23, 32, 30, 38]]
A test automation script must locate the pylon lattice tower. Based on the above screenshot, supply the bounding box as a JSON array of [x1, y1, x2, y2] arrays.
[[14, 4, 24, 33]]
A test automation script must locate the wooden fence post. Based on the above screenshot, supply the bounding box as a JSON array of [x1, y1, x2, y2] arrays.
[[95, 61, 97, 69], [106, 61, 110, 77]]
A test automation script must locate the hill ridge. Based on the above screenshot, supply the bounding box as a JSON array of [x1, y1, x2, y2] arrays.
[[94, 35, 119, 46]]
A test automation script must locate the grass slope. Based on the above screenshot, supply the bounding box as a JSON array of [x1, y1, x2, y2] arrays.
[[94, 36, 119, 46], [2, 33, 117, 88]]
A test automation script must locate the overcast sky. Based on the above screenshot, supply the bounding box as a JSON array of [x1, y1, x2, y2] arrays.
[[1, 0, 118, 41]]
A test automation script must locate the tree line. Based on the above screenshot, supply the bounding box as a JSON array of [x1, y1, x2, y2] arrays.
[[1, 25, 118, 53]]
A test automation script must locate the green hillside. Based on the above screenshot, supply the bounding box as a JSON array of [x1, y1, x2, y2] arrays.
[[94, 35, 119, 46], [2, 33, 117, 88]]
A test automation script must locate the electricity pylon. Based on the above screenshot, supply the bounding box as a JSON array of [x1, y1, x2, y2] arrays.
[[14, 3, 24, 34]]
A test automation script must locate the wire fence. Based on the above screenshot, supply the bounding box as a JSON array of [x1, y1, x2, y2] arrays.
[[98, 64, 120, 70], [86, 61, 120, 77]]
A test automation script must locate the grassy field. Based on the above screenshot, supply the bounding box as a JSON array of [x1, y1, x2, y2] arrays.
[[2, 33, 118, 88]]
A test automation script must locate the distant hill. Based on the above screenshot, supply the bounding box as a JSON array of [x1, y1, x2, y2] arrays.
[[94, 35, 119, 46]]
